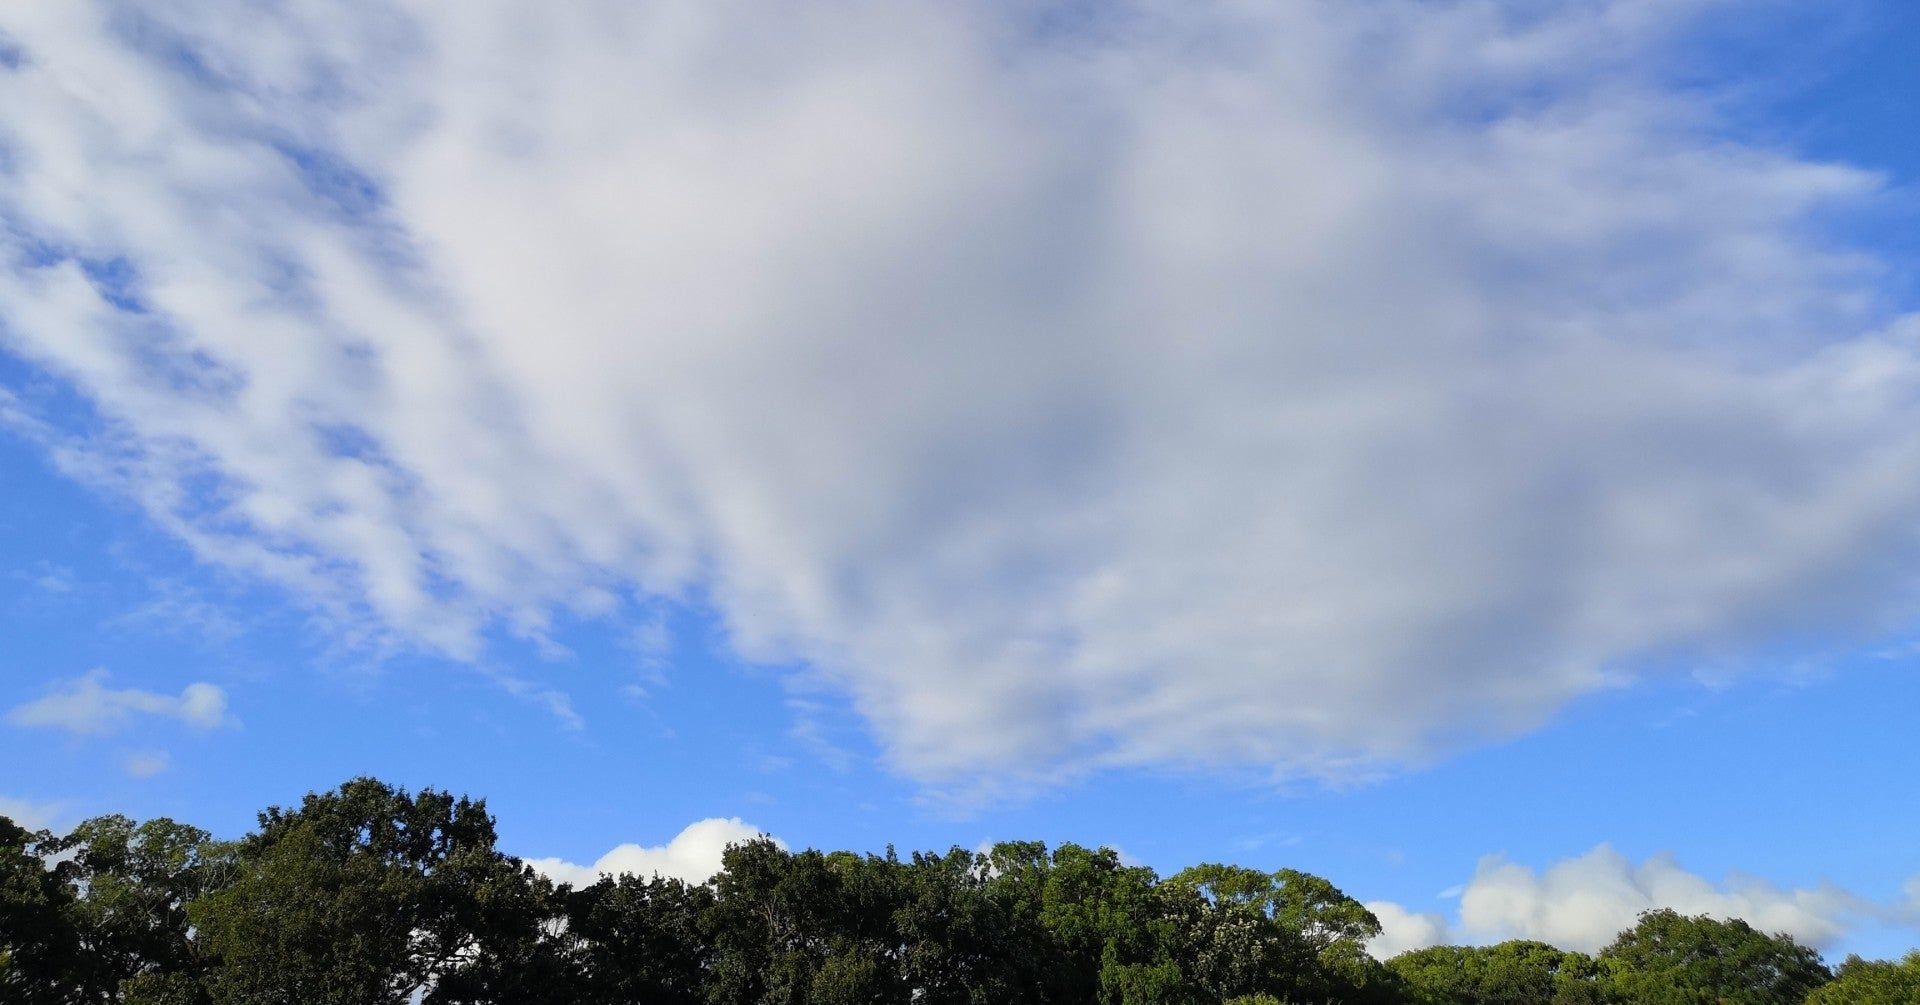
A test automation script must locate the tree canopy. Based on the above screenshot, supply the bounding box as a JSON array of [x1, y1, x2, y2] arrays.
[[1597, 909, 1833, 1005], [1804, 952, 1920, 1005], [0, 778, 1890, 1005]]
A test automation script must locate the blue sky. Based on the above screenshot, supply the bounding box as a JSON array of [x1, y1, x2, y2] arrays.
[[4, 0, 1920, 962]]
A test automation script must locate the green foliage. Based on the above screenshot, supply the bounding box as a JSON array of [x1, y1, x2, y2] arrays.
[[5, 780, 1907, 1005], [1598, 909, 1832, 1004], [1169, 860, 1398, 1004], [0, 814, 84, 1005], [188, 777, 547, 1005], [1388, 941, 1604, 1005], [1027, 843, 1188, 1003], [893, 845, 1039, 1003], [545, 872, 713, 1004], [703, 839, 914, 1005], [1804, 952, 1920, 1004], [58, 814, 229, 1000], [119, 972, 212, 1005]]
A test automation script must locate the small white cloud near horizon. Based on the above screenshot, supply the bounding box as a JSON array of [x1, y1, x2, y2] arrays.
[[1367, 844, 1918, 959], [526, 817, 782, 888], [0, 795, 65, 832], [7, 669, 232, 737]]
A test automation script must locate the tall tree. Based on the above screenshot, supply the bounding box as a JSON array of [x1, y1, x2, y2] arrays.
[[1025, 843, 1195, 1004], [0, 814, 85, 1005], [55, 815, 229, 1003], [545, 873, 714, 1005], [892, 846, 1042, 1004], [704, 838, 916, 1005], [1168, 861, 1399, 1004], [1597, 909, 1831, 1005], [187, 778, 546, 1005]]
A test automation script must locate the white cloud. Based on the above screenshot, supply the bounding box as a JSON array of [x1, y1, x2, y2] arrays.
[[1366, 844, 1918, 958], [526, 817, 781, 887], [1457, 845, 1887, 953], [0, 796, 65, 832], [1, 1, 1918, 789], [1367, 900, 1453, 959], [7, 669, 231, 736], [122, 750, 171, 778]]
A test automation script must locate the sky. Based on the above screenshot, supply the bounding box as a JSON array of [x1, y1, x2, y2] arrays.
[[3, 0, 1920, 963]]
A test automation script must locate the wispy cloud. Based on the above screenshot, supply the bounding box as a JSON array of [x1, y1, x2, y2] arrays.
[[7, 669, 232, 736], [107, 578, 247, 647], [1, 0, 1916, 792], [472, 665, 583, 732]]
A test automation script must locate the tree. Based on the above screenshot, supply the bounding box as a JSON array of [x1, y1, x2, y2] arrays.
[[892, 845, 1046, 1004], [188, 778, 547, 1005], [55, 814, 229, 1003], [548, 873, 714, 1005], [1598, 909, 1831, 1005], [1805, 952, 1920, 1005], [704, 839, 920, 1005], [0, 814, 85, 1005], [1023, 843, 1194, 1004], [1173, 893, 1304, 1003], [27, 776, 1920, 1005], [1388, 941, 1605, 1005], [1168, 862, 1399, 1004], [120, 972, 215, 1005]]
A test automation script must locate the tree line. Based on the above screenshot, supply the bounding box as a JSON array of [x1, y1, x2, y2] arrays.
[[2, 778, 1914, 1004]]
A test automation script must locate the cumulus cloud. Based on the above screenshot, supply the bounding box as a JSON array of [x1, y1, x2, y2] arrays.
[[2, 1, 1919, 787], [525, 817, 781, 888], [1366, 900, 1454, 959], [7, 670, 231, 736], [1367, 844, 1920, 958]]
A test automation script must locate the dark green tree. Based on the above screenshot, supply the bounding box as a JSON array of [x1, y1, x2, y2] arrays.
[[187, 777, 547, 1005], [0, 814, 86, 1005], [704, 838, 917, 1005], [1597, 909, 1831, 1005], [890, 845, 1056, 1004], [552, 873, 714, 1005], [55, 815, 230, 1003], [119, 972, 216, 1005], [29, 777, 1920, 1005]]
